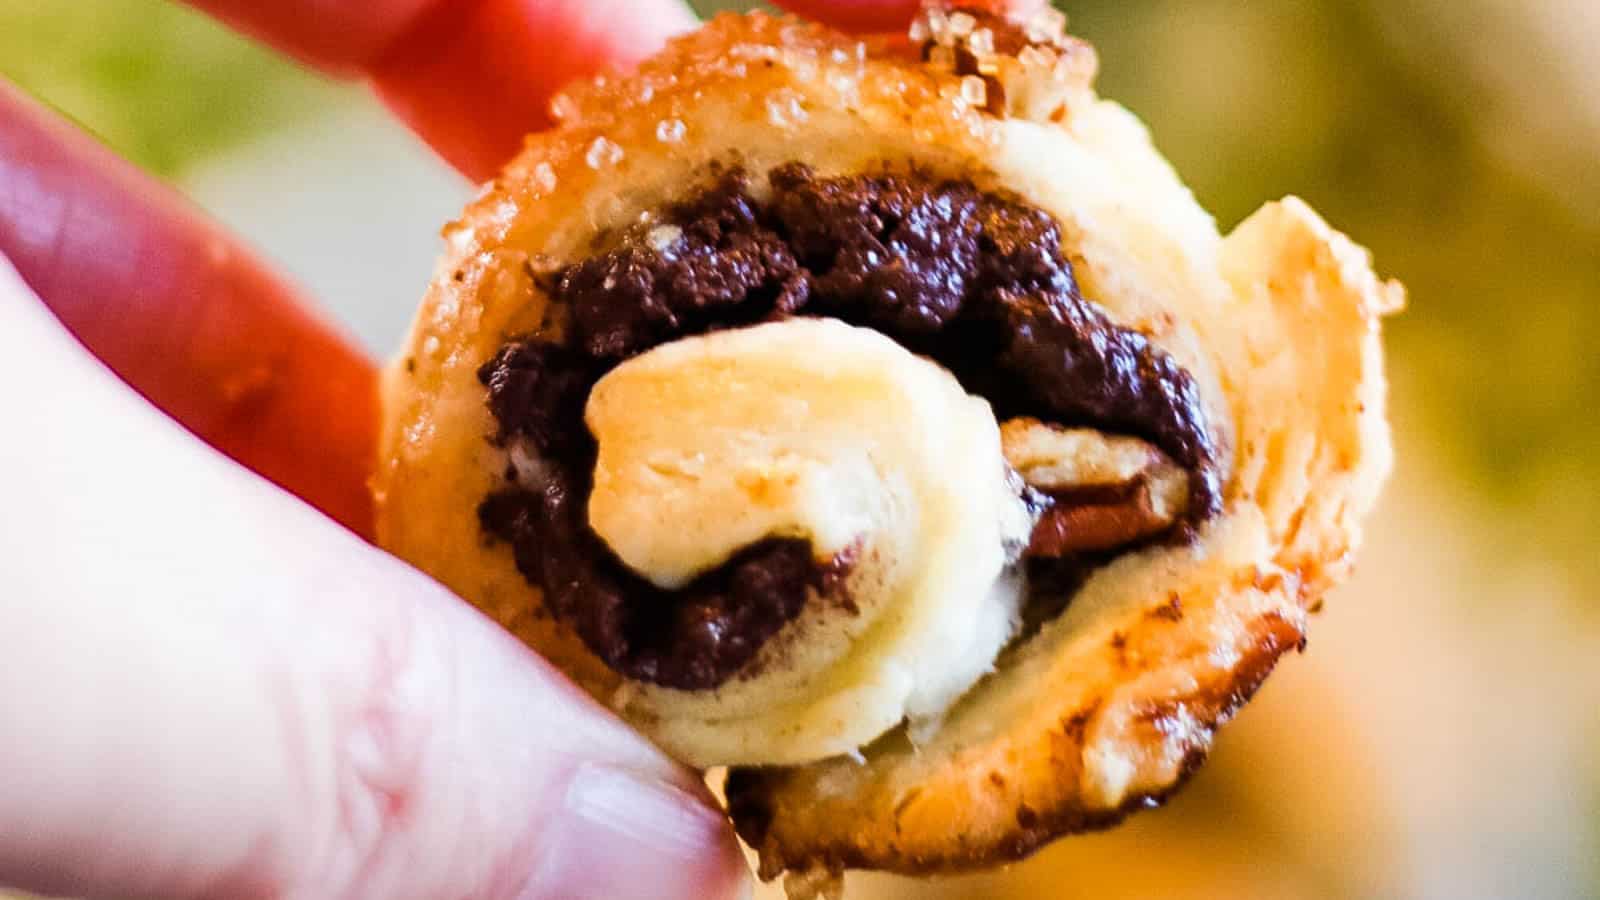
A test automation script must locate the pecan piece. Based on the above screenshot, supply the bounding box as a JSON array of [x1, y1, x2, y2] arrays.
[[1000, 418, 1189, 557]]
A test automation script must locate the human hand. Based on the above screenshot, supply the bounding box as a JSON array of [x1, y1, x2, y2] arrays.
[[0, 2, 1041, 898]]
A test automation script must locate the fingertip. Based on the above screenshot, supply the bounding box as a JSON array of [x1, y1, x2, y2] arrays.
[[521, 763, 752, 900], [772, 0, 921, 32], [187, 0, 698, 181], [773, 0, 1049, 34], [369, 0, 698, 181]]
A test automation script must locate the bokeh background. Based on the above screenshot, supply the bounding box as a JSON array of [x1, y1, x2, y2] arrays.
[[4, 1, 1597, 897]]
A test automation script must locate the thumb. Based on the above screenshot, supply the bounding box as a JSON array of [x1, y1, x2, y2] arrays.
[[0, 259, 749, 900]]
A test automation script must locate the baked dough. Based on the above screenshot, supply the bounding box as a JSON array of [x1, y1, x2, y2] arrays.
[[374, 4, 1400, 883]]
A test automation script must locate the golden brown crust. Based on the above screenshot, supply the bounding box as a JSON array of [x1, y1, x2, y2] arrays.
[[727, 605, 1305, 878], [374, 8, 1400, 882]]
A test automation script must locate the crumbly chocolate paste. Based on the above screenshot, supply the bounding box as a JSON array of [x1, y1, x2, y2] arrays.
[[480, 164, 1220, 690]]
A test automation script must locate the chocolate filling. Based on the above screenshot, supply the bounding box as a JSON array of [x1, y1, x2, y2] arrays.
[[479, 164, 1220, 690]]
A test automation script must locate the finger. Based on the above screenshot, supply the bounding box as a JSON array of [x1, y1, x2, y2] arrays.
[[371, 0, 699, 183], [188, 0, 699, 181], [0, 263, 750, 900], [0, 82, 376, 536], [772, 0, 1049, 33]]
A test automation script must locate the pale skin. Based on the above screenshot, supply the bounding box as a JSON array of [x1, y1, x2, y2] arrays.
[[0, 1, 1040, 897]]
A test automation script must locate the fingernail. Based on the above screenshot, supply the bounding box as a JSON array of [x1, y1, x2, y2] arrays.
[[521, 763, 752, 900]]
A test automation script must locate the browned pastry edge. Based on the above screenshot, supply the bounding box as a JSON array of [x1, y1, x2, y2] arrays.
[[727, 609, 1305, 878]]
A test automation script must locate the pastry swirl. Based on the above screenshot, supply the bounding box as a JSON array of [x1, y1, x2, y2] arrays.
[[374, 3, 1399, 884]]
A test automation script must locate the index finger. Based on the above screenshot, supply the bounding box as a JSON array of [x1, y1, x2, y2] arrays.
[[187, 1, 1051, 183], [189, 0, 699, 182], [0, 84, 377, 537], [772, 0, 1048, 33]]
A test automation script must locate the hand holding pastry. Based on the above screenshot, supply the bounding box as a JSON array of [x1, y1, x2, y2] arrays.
[[0, 2, 959, 897], [0, 0, 1401, 897]]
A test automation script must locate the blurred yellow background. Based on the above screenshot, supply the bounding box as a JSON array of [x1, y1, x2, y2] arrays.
[[3, 1, 1596, 897]]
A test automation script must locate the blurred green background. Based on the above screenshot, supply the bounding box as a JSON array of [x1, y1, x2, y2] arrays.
[[3, 1, 1596, 898]]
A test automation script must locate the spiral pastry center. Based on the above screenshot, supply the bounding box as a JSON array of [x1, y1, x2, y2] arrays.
[[587, 319, 1010, 592], [478, 163, 1220, 695]]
